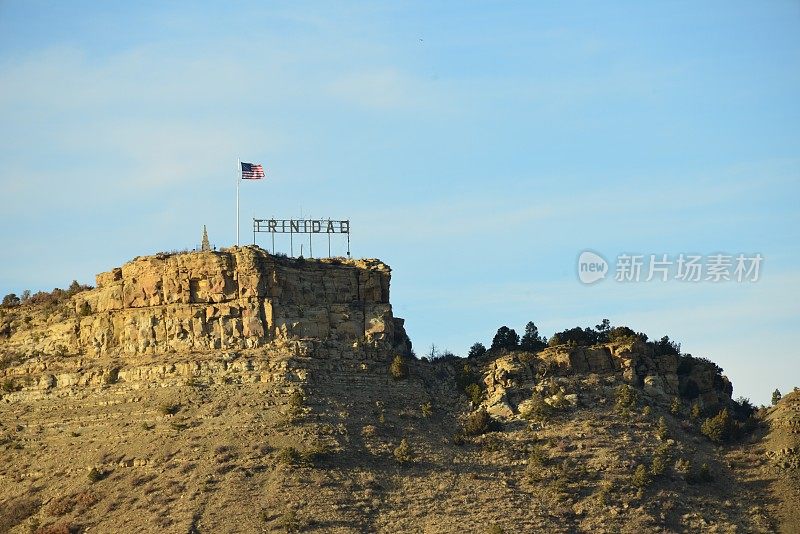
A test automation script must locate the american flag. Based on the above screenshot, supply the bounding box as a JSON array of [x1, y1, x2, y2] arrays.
[[240, 162, 265, 180]]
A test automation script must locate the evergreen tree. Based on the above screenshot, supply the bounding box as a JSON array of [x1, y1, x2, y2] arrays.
[[772, 388, 782, 406], [595, 319, 611, 342], [491, 326, 519, 351], [520, 321, 546, 352], [467, 342, 486, 359]]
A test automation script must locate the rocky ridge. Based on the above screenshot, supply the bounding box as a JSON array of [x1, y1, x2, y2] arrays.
[[483, 343, 733, 420]]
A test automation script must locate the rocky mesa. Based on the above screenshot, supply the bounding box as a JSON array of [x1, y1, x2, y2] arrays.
[[6, 247, 409, 358]]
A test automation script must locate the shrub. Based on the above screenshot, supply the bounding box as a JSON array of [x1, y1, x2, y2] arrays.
[[288, 391, 304, 415], [389, 355, 408, 380], [0, 497, 40, 533], [48, 492, 97, 516], [35, 523, 78, 534], [631, 464, 650, 488], [456, 364, 479, 392], [465, 383, 483, 406], [615, 384, 638, 415], [491, 326, 519, 351], [527, 444, 548, 469], [772, 388, 782, 406], [393, 438, 413, 464], [159, 403, 180, 416], [25, 282, 91, 311], [549, 326, 599, 347], [1, 293, 20, 307], [520, 392, 553, 422], [185, 377, 202, 388], [701, 408, 732, 443], [78, 301, 92, 317], [87, 468, 106, 483], [690, 402, 702, 421], [462, 408, 500, 436], [650, 443, 671, 477], [48, 495, 76, 516], [656, 416, 669, 441], [686, 461, 713, 483], [608, 326, 647, 344], [1, 380, 19, 393], [734, 397, 756, 419], [276, 447, 302, 466], [670, 397, 681, 416], [276, 509, 305, 533], [732, 415, 759, 439], [420, 401, 433, 418], [467, 342, 487, 359], [594, 480, 614, 505], [548, 391, 572, 410], [75, 491, 97, 510]]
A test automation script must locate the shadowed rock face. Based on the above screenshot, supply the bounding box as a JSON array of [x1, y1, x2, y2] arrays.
[[1, 247, 410, 360]]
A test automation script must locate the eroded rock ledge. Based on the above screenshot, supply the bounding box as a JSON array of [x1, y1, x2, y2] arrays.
[[1, 247, 410, 361]]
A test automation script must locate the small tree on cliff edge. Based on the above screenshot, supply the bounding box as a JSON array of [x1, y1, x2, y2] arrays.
[[595, 319, 611, 342], [520, 321, 546, 352], [468, 343, 487, 359], [772, 389, 782, 406], [491, 326, 519, 351]]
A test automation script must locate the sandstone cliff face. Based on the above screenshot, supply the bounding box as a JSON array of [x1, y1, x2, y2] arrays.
[[1, 247, 409, 362]]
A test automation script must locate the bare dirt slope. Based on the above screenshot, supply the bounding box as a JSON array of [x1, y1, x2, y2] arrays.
[[0, 351, 784, 533]]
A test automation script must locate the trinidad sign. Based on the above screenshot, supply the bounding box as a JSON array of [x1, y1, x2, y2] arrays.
[[253, 218, 351, 258]]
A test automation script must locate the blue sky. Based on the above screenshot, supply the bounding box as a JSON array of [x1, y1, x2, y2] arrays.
[[0, 1, 798, 404]]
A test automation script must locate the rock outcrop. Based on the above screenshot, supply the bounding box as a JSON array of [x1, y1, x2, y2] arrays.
[[1, 247, 410, 362], [483, 342, 734, 419]]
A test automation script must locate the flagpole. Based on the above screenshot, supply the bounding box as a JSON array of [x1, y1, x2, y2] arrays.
[[236, 158, 240, 246]]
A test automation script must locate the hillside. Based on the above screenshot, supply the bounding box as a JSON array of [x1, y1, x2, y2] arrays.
[[0, 247, 796, 533]]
